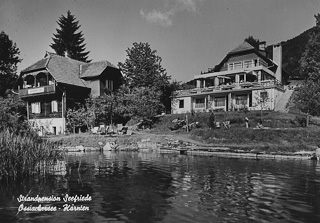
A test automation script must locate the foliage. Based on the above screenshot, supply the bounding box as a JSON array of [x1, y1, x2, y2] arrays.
[[253, 90, 272, 123], [0, 31, 22, 97], [118, 42, 172, 112], [118, 42, 170, 89], [50, 10, 90, 62], [294, 81, 320, 116], [282, 28, 314, 79], [0, 129, 59, 179], [244, 36, 260, 49], [294, 14, 320, 116], [0, 94, 29, 134], [66, 105, 95, 132], [127, 87, 163, 121]]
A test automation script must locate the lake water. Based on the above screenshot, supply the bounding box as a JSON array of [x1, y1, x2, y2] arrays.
[[1, 151, 320, 223]]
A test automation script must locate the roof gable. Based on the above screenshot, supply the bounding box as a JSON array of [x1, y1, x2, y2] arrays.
[[228, 41, 255, 55], [21, 58, 49, 73], [80, 60, 117, 78], [46, 55, 87, 88]]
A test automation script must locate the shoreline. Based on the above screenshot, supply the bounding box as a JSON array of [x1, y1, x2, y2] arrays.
[[52, 131, 319, 160]]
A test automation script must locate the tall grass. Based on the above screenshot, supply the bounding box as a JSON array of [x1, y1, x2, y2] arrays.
[[0, 129, 60, 179]]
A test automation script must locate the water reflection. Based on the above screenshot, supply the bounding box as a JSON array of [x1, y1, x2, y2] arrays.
[[0, 152, 319, 222]]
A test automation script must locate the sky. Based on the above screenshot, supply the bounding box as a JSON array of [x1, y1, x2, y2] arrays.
[[1, 0, 320, 82]]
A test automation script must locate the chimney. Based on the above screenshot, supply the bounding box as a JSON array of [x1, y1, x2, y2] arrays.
[[273, 43, 282, 83], [64, 50, 69, 58], [259, 41, 266, 51]]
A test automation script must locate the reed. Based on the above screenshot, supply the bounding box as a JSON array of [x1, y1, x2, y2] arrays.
[[0, 129, 60, 179]]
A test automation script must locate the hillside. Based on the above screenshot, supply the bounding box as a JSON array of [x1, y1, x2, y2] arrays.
[[281, 27, 314, 78]]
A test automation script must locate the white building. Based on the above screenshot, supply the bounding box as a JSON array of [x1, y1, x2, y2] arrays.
[[172, 41, 288, 114]]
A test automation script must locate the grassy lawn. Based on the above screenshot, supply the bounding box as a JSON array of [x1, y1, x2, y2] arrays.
[[49, 111, 320, 153]]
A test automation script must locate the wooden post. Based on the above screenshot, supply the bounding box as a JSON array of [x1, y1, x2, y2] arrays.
[[186, 114, 189, 133]]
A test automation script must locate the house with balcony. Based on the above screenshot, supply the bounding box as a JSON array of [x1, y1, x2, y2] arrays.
[[172, 41, 289, 114], [13, 52, 122, 135]]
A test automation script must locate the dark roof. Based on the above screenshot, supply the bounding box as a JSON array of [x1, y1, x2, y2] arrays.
[[46, 54, 87, 88], [80, 60, 117, 78], [21, 58, 48, 73], [228, 41, 255, 54], [212, 41, 274, 72], [20, 53, 119, 88]]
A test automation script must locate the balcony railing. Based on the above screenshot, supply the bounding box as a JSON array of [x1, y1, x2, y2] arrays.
[[19, 85, 56, 98], [220, 60, 269, 72], [174, 80, 283, 97]]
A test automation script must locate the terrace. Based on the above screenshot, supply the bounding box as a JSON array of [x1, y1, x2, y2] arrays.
[[174, 79, 283, 97]]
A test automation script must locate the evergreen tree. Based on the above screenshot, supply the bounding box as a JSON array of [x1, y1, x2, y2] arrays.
[[118, 42, 171, 112], [244, 36, 260, 49], [118, 42, 170, 89], [50, 10, 90, 62], [0, 31, 22, 97], [294, 14, 320, 116]]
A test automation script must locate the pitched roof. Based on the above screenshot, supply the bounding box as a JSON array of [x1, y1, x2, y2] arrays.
[[228, 41, 255, 54], [20, 53, 120, 88], [46, 54, 88, 88], [80, 60, 117, 78], [21, 58, 49, 73]]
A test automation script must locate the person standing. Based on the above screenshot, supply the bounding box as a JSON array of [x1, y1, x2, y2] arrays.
[[245, 117, 249, 128], [209, 111, 215, 129]]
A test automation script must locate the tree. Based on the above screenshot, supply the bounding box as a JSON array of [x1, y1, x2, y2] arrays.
[[121, 86, 163, 121], [0, 93, 28, 134], [118, 42, 170, 89], [0, 31, 22, 97], [294, 81, 320, 116], [254, 89, 272, 124], [244, 36, 260, 49], [294, 14, 320, 116], [50, 10, 90, 62], [118, 42, 171, 112]]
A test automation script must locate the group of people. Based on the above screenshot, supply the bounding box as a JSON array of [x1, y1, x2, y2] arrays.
[[209, 111, 265, 129]]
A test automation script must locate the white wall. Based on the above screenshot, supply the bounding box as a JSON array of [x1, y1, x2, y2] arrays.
[[29, 118, 65, 135], [251, 89, 274, 110], [172, 97, 192, 114]]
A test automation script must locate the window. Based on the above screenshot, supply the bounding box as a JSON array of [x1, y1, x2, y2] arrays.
[[236, 95, 247, 105], [31, 102, 41, 114], [195, 98, 205, 108], [234, 62, 242, 70], [106, 79, 113, 91], [260, 91, 268, 101], [179, 99, 184, 108], [214, 97, 225, 107], [228, 63, 234, 70], [239, 74, 245, 82], [51, 100, 58, 112]]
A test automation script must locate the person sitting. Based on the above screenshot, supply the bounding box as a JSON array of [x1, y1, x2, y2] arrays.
[[256, 122, 263, 129]]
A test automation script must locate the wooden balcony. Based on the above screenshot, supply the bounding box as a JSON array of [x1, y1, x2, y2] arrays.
[[19, 85, 56, 98]]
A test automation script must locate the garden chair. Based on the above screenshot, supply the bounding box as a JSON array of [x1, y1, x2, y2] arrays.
[[223, 121, 230, 129]]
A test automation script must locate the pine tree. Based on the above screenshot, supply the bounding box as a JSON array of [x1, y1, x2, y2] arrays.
[[118, 42, 172, 113], [50, 10, 90, 62], [244, 36, 260, 49], [118, 42, 170, 89], [0, 31, 22, 97]]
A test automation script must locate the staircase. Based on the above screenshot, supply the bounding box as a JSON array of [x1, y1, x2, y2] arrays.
[[274, 89, 294, 112]]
